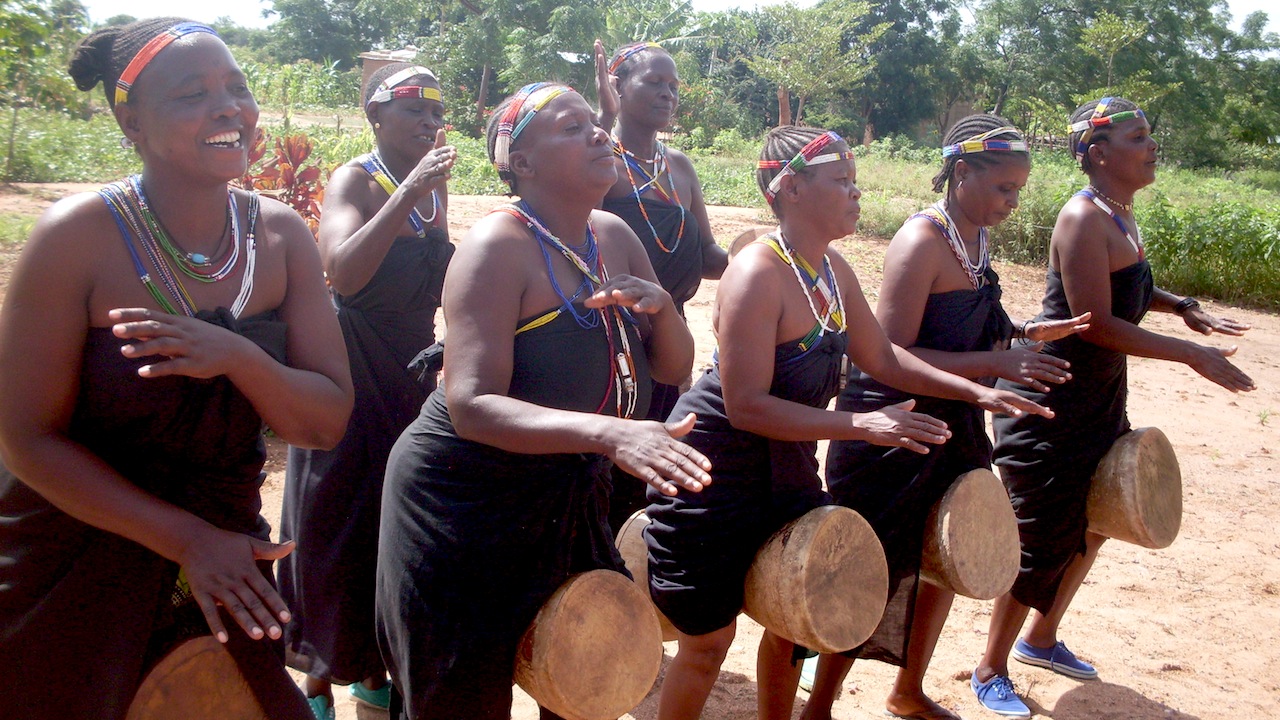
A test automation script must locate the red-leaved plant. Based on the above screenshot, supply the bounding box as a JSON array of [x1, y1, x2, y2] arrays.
[[236, 131, 325, 238]]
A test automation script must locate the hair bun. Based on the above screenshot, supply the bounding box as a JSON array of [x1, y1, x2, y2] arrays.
[[68, 27, 121, 92]]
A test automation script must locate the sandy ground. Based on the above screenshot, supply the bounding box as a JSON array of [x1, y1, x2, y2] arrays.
[[3, 186, 1278, 720]]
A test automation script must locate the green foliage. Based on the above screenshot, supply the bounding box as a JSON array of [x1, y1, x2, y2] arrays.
[[238, 56, 362, 111], [0, 212, 37, 245], [0, 108, 140, 182]]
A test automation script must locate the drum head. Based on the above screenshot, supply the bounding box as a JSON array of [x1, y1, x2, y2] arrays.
[[127, 637, 268, 720], [728, 227, 773, 258], [920, 468, 1020, 600], [1088, 427, 1182, 549]]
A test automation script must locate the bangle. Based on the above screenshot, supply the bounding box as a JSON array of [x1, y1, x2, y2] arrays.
[[1019, 320, 1032, 340], [1174, 297, 1200, 315]]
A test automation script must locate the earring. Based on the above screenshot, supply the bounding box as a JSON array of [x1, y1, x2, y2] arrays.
[[374, 122, 381, 129], [120, 136, 134, 149]]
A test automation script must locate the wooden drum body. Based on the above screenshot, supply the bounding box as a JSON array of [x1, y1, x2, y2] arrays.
[[743, 505, 888, 654], [728, 226, 774, 259], [126, 637, 267, 720], [514, 569, 663, 720], [1087, 426, 1182, 549], [615, 510, 680, 641], [920, 468, 1020, 600]]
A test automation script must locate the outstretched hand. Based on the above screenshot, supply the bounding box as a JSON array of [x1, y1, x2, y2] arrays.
[[853, 399, 951, 454], [1187, 343, 1256, 392], [585, 274, 672, 315], [179, 528, 295, 644], [994, 343, 1072, 392], [976, 387, 1055, 418], [111, 307, 243, 379], [1184, 307, 1250, 337], [1025, 312, 1091, 343], [611, 413, 713, 496], [593, 38, 620, 131]]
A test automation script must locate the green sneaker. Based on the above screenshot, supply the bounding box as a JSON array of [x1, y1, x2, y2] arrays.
[[350, 681, 392, 709], [306, 695, 335, 720]]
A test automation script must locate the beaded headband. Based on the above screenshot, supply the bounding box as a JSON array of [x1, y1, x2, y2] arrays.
[[366, 66, 439, 106], [1071, 97, 1146, 161], [941, 126, 1028, 158], [758, 131, 851, 204], [367, 85, 443, 106], [114, 22, 219, 106], [493, 82, 574, 174], [609, 41, 664, 73]]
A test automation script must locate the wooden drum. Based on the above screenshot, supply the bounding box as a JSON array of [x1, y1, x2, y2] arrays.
[[126, 637, 267, 720], [920, 468, 1020, 600], [514, 569, 663, 720], [743, 505, 888, 654], [1087, 427, 1182, 549], [615, 510, 680, 641], [728, 226, 774, 258]]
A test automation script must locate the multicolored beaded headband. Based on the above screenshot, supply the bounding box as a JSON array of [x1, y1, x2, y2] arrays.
[[114, 22, 218, 106], [758, 131, 852, 204], [1071, 97, 1146, 161], [493, 82, 574, 174], [366, 66, 440, 106], [609, 42, 663, 73], [941, 126, 1028, 158]]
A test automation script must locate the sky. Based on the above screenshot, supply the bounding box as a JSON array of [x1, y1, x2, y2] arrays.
[[81, 0, 1278, 35]]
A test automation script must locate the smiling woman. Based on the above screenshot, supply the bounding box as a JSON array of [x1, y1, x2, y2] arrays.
[[0, 16, 353, 720]]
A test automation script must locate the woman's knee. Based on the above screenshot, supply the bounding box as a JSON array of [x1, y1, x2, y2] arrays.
[[677, 621, 737, 668]]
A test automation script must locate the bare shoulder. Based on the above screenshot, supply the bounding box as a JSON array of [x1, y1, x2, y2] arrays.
[[886, 215, 948, 262], [252, 191, 317, 250], [22, 191, 118, 264], [664, 145, 699, 177]]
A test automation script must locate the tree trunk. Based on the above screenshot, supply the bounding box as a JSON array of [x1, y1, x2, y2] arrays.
[[777, 85, 792, 126], [476, 62, 491, 127], [795, 96, 807, 125], [5, 106, 18, 182]]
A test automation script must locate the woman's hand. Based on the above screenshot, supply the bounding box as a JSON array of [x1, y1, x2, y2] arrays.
[[852, 400, 951, 454], [610, 413, 712, 496], [1184, 307, 1250, 337], [402, 128, 456, 199], [178, 527, 295, 643], [1025, 312, 1091, 343], [975, 388, 1055, 418], [993, 343, 1073, 392], [586, 274, 672, 315], [593, 39, 620, 131], [111, 308, 243, 379], [1185, 343, 1256, 391]]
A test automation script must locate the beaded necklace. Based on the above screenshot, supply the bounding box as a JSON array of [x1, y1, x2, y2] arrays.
[[927, 199, 989, 290], [130, 176, 241, 282], [613, 136, 686, 253], [497, 202, 639, 418], [99, 177, 259, 318], [1078, 187, 1144, 261], [360, 150, 437, 238], [762, 230, 845, 351], [1086, 184, 1133, 212]]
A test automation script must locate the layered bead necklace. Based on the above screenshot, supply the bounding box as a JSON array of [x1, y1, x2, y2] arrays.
[[613, 136, 686, 253], [99, 176, 258, 317], [1079, 187, 1145, 261], [762, 230, 845, 351], [931, 199, 989, 290], [360, 149, 438, 238], [499, 201, 638, 419]]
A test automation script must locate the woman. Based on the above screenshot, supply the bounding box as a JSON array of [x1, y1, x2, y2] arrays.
[[374, 82, 712, 720], [278, 62, 455, 720], [0, 18, 353, 720], [970, 97, 1254, 719], [800, 116, 1088, 720], [597, 40, 729, 533], [645, 126, 1051, 720]]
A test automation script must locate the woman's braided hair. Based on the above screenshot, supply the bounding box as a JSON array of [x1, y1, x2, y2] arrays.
[[68, 16, 191, 109], [756, 125, 830, 217], [931, 113, 1027, 193], [1068, 97, 1141, 174]]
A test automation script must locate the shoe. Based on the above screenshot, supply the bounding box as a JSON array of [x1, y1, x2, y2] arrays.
[[350, 680, 392, 709], [798, 655, 818, 692], [306, 695, 335, 720], [1011, 639, 1098, 680], [970, 672, 1030, 719]]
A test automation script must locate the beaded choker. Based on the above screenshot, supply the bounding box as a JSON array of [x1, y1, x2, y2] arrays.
[[1086, 184, 1132, 211], [613, 137, 686, 253], [497, 202, 639, 418], [99, 177, 258, 317], [1078, 187, 1144, 261], [359, 150, 437, 238]]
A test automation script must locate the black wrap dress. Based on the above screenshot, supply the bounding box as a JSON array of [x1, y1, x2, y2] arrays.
[[826, 266, 1012, 666], [602, 194, 704, 533], [0, 309, 311, 720], [279, 226, 452, 683], [645, 329, 848, 637], [376, 300, 652, 720], [992, 261, 1153, 612]]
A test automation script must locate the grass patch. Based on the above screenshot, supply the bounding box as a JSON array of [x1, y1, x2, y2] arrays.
[[0, 212, 36, 245]]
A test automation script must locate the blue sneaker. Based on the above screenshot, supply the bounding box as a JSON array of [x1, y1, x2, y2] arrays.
[[350, 681, 392, 709], [798, 655, 818, 692], [971, 671, 1030, 718], [1012, 639, 1098, 680], [306, 695, 335, 720]]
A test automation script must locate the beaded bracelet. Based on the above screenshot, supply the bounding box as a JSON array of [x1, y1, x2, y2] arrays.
[[1174, 297, 1200, 315]]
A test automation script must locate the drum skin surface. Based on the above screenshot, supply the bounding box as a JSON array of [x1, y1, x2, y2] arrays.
[[126, 637, 268, 720], [1088, 426, 1182, 549], [920, 468, 1020, 600]]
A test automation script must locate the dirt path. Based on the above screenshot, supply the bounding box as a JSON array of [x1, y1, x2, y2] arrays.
[[3, 188, 1277, 720]]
